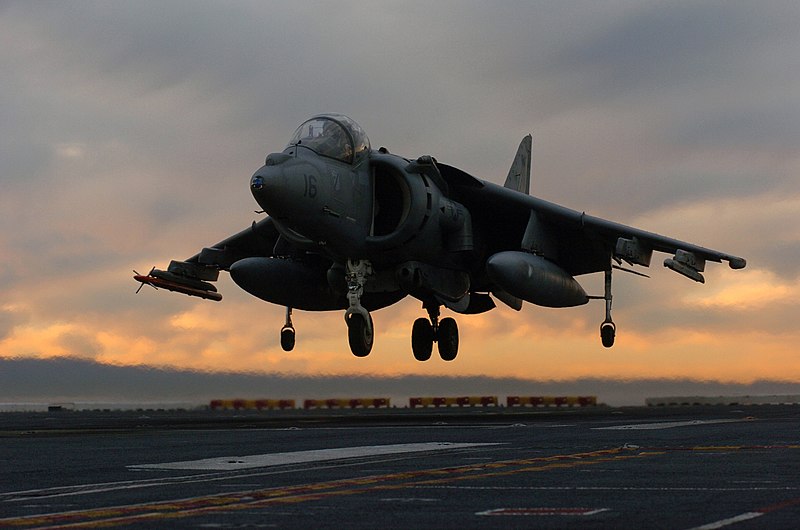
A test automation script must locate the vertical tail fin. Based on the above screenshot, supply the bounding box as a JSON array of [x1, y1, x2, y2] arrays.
[[503, 134, 532, 195]]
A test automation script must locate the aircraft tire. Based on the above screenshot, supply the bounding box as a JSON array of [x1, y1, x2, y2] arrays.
[[600, 321, 616, 348], [280, 326, 296, 352], [412, 318, 433, 361], [437, 317, 459, 361], [347, 312, 373, 357]]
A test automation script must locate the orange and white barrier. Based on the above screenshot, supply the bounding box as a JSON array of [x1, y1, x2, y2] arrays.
[[209, 399, 296, 410], [506, 396, 597, 407], [302, 398, 390, 410], [409, 396, 498, 408]]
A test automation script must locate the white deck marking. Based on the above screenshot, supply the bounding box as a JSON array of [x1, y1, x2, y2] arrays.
[[129, 442, 497, 471], [593, 419, 743, 430], [476, 507, 609, 516], [686, 511, 763, 529]]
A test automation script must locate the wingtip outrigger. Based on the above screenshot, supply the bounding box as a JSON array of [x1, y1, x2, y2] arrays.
[[728, 257, 747, 270]]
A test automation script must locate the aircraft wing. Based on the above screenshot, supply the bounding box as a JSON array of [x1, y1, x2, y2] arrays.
[[184, 216, 279, 270], [452, 177, 745, 282], [135, 217, 279, 301], [570, 209, 746, 276]]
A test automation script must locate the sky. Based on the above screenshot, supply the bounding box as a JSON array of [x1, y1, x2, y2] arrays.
[[1, 1, 799, 393]]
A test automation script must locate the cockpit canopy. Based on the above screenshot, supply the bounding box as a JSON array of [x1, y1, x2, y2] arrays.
[[287, 114, 370, 165]]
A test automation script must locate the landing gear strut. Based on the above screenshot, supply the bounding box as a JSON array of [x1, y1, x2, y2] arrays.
[[600, 268, 616, 348], [280, 307, 295, 351], [411, 304, 459, 361], [344, 259, 374, 357]]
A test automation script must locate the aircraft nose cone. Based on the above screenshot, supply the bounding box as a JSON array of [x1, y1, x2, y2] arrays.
[[251, 174, 265, 191], [251, 162, 280, 192], [250, 153, 322, 222], [252, 152, 294, 197], [250, 165, 287, 216]]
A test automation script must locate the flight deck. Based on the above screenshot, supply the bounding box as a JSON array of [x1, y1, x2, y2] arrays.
[[1, 405, 799, 529]]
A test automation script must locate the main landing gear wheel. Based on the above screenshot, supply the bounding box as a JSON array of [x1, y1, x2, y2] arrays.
[[437, 317, 459, 361], [412, 318, 434, 361], [347, 312, 373, 358], [411, 305, 460, 361]]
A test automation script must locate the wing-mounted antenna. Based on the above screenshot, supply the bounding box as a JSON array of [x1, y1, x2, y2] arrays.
[[503, 134, 532, 194]]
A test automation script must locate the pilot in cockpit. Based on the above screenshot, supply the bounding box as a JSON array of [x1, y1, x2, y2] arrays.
[[288, 114, 369, 165], [323, 120, 352, 163]]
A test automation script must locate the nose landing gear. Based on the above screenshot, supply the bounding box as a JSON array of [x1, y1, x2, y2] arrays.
[[344, 260, 374, 357], [346, 311, 373, 357], [411, 304, 459, 361]]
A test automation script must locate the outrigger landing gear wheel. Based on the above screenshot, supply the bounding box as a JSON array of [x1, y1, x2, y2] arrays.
[[599, 268, 616, 348], [280, 326, 296, 351], [600, 321, 616, 348], [280, 307, 295, 351]]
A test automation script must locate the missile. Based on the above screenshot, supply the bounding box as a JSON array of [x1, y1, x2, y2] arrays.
[[664, 249, 705, 283], [134, 270, 222, 301], [664, 258, 705, 283], [486, 251, 588, 308]]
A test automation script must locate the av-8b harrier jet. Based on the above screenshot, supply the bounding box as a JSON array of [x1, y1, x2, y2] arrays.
[[136, 113, 746, 361]]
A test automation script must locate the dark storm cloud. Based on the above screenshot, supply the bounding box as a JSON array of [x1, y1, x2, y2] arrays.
[[5, 3, 267, 91], [527, 2, 800, 215], [671, 107, 800, 152], [1, 3, 293, 181], [548, 3, 790, 101], [2, 0, 796, 247], [2, 357, 799, 407]]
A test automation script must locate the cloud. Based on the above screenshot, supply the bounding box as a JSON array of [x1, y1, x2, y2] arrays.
[[630, 194, 800, 279], [2, 357, 799, 407], [0, 2, 798, 386], [58, 332, 103, 360], [0, 306, 26, 341], [547, 3, 795, 101]]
